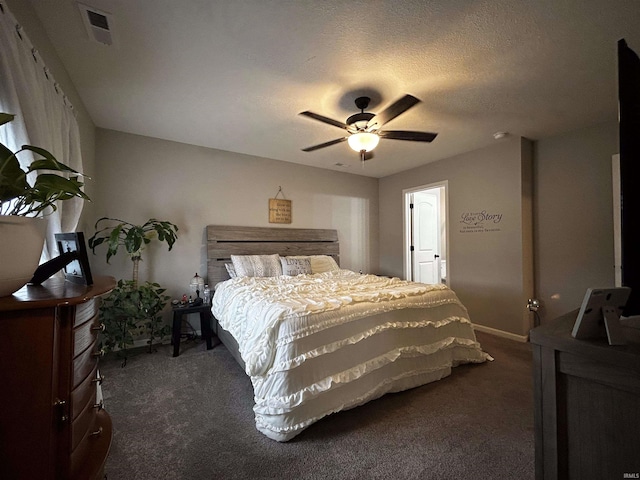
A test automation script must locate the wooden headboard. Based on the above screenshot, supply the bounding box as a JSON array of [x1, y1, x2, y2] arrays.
[[206, 225, 339, 285]]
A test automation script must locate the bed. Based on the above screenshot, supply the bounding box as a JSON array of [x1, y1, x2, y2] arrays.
[[207, 225, 491, 441]]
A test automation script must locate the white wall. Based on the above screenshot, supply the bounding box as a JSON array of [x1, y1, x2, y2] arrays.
[[379, 137, 534, 337], [91, 129, 379, 305]]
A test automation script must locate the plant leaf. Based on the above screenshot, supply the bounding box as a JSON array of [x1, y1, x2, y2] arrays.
[[0, 149, 29, 202], [22, 145, 83, 175], [107, 224, 124, 262], [32, 174, 89, 199], [0, 113, 15, 126], [124, 226, 144, 255]]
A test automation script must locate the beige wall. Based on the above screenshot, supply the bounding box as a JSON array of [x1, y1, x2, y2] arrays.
[[380, 123, 619, 336], [91, 123, 619, 336], [91, 129, 379, 301], [379, 137, 534, 337], [534, 121, 618, 322]]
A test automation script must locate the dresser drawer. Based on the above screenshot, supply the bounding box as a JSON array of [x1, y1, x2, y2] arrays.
[[72, 342, 101, 389], [70, 409, 112, 480], [74, 299, 98, 327], [70, 364, 98, 420], [73, 316, 102, 357], [71, 392, 98, 452]]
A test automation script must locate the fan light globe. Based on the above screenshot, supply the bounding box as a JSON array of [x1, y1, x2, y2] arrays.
[[348, 132, 379, 152]]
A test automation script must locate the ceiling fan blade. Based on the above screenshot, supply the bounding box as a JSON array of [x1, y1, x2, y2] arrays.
[[378, 130, 438, 142], [366, 94, 421, 130], [302, 137, 347, 152], [299, 111, 350, 130]]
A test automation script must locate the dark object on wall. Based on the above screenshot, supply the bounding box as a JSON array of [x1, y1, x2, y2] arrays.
[[618, 39, 640, 316], [29, 232, 93, 285]]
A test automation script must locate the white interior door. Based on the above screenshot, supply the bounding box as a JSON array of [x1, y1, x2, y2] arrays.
[[412, 190, 441, 284]]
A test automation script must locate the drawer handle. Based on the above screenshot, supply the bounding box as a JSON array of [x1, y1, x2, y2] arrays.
[[91, 323, 106, 332], [90, 426, 103, 437], [92, 348, 105, 358], [93, 400, 104, 411], [92, 375, 105, 385]]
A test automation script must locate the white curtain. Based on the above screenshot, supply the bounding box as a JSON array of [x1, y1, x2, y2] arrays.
[[0, 2, 84, 261]]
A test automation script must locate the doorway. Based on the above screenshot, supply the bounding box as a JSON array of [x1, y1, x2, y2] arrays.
[[403, 182, 448, 284]]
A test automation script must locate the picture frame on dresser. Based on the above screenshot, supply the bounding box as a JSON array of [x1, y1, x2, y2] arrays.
[[55, 232, 93, 285], [571, 287, 631, 345]]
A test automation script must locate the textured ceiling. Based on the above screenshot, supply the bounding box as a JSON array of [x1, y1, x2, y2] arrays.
[[27, 0, 640, 178]]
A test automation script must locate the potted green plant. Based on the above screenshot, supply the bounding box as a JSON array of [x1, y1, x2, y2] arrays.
[[88, 217, 179, 365], [0, 113, 90, 296], [98, 279, 170, 364]]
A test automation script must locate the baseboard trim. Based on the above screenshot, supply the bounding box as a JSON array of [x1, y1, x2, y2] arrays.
[[473, 323, 529, 343]]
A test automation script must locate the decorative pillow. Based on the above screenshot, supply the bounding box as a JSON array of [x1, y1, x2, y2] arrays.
[[231, 254, 282, 277], [225, 263, 237, 278], [280, 256, 312, 276], [309, 255, 340, 273]]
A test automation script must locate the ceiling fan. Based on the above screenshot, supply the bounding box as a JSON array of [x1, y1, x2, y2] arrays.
[[299, 94, 438, 162]]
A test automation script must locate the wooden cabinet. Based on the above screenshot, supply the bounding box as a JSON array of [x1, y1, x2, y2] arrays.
[[530, 310, 640, 480], [0, 276, 115, 480]]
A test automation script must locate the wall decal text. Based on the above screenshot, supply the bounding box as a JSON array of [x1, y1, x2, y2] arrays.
[[459, 210, 503, 233]]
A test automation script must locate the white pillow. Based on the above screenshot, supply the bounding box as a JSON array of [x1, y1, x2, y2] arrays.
[[231, 254, 282, 277], [280, 256, 312, 276], [225, 263, 237, 278], [309, 255, 340, 273]]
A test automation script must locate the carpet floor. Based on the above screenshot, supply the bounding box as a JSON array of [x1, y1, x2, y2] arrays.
[[100, 330, 535, 480]]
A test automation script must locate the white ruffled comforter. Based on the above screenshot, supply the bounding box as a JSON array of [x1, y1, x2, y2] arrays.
[[212, 270, 490, 441]]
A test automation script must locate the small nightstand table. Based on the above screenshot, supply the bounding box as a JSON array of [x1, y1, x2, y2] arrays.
[[171, 303, 218, 357]]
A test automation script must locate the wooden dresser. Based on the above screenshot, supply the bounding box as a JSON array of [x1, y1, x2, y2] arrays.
[[530, 310, 640, 480], [0, 275, 116, 480]]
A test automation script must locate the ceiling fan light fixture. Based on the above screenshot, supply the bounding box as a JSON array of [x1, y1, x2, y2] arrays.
[[348, 132, 379, 152], [300, 93, 437, 156]]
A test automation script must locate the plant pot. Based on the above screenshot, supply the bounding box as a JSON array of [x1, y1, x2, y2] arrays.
[[0, 216, 47, 296]]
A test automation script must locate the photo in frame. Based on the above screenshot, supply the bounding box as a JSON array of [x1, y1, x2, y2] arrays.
[[55, 232, 93, 285]]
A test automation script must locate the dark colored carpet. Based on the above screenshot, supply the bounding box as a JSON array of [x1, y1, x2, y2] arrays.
[[101, 331, 534, 480]]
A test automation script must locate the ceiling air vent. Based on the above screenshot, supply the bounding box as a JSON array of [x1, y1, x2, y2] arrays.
[[78, 3, 115, 46]]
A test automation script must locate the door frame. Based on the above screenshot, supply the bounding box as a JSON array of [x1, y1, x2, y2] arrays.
[[402, 181, 449, 282]]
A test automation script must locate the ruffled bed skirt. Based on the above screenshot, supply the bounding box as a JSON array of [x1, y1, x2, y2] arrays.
[[251, 310, 490, 441]]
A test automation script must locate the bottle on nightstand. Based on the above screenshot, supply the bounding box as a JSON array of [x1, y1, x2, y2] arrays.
[[204, 284, 211, 305]]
